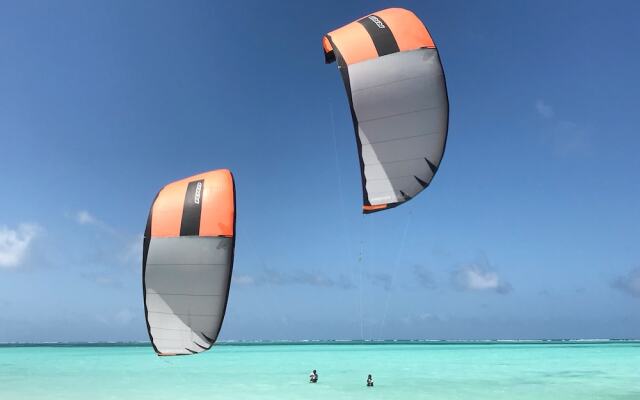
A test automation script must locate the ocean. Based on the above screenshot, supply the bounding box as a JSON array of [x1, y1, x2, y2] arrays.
[[1, 341, 638, 399]]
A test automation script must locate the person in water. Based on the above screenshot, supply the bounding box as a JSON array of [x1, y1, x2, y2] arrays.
[[367, 374, 374, 387], [309, 370, 318, 383]]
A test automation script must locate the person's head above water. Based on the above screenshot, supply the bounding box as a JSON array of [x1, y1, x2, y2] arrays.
[[368, 374, 372, 379], [313, 370, 317, 374]]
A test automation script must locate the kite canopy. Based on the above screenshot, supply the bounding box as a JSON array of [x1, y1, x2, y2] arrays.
[[142, 169, 235, 356], [323, 8, 449, 213]]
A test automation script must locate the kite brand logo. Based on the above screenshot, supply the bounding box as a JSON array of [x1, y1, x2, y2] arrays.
[[194, 182, 203, 205], [368, 15, 386, 29]]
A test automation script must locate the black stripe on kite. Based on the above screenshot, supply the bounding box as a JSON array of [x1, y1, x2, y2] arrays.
[[201, 332, 214, 344], [425, 158, 439, 174], [185, 348, 198, 354], [180, 179, 204, 236], [143, 190, 161, 355], [194, 342, 210, 350], [326, 34, 371, 207], [357, 15, 400, 57], [414, 176, 429, 188]]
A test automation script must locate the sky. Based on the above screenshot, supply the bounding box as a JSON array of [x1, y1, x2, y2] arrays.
[[1, 0, 639, 342]]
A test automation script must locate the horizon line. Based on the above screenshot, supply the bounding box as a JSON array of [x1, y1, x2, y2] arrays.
[[1, 338, 639, 346]]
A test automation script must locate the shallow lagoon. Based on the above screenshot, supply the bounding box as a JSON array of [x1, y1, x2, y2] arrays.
[[1, 341, 639, 399]]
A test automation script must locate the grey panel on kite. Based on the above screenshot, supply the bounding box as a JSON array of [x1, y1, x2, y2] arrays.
[[145, 237, 233, 354], [350, 49, 447, 206]]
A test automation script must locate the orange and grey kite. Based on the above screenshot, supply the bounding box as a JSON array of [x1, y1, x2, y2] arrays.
[[323, 8, 449, 213], [142, 169, 235, 356]]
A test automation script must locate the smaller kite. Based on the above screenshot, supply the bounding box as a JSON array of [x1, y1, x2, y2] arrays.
[[323, 8, 449, 213]]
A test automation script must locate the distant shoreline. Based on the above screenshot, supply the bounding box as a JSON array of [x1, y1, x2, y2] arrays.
[[1, 339, 638, 347]]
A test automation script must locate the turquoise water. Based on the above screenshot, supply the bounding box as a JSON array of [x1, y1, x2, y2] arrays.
[[1, 342, 639, 399]]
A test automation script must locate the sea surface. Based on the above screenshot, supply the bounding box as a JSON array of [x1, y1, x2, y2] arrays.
[[1, 341, 639, 399]]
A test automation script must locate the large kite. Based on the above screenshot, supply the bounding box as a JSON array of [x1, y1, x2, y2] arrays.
[[142, 169, 236, 356], [323, 8, 449, 213]]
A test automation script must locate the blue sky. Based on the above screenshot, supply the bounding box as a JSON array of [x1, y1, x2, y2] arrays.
[[1, 0, 639, 342]]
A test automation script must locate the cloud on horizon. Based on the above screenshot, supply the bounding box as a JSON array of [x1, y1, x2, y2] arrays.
[[75, 210, 97, 225], [366, 272, 393, 291], [413, 265, 436, 289], [535, 99, 554, 118], [55, 210, 142, 287], [95, 308, 139, 327], [232, 267, 354, 290], [452, 264, 512, 294], [0, 223, 41, 269], [400, 312, 442, 325], [535, 99, 593, 157], [70, 210, 140, 265], [80, 271, 124, 288], [551, 120, 593, 157], [612, 268, 640, 298], [120, 235, 142, 270]]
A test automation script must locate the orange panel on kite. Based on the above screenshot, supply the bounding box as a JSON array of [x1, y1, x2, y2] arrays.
[[150, 169, 235, 238]]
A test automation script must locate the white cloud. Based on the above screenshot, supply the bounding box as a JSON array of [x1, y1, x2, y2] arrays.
[[612, 268, 640, 298], [452, 264, 512, 294], [81, 272, 122, 288], [67, 212, 141, 287], [413, 265, 436, 289], [0, 224, 40, 269], [232, 268, 354, 289], [400, 312, 443, 325], [535, 99, 554, 118], [70, 210, 118, 236], [74, 210, 97, 225], [96, 308, 136, 326], [232, 274, 255, 286], [119, 235, 142, 270], [551, 120, 592, 157], [114, 309, 134, 325], [366, 272, 392, 291], [534, 100, 592, 157], [416, 312, 439, 322]]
